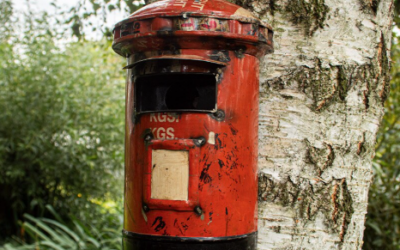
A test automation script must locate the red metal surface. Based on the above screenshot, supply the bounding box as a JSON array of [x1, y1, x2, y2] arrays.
[[124, 52, 260, 237], [114, 0, 274, 241]]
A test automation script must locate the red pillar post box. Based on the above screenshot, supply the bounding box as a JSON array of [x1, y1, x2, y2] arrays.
[[112, 0, 273, 249]]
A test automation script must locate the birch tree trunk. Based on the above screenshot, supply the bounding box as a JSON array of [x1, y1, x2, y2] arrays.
[[228, 0, 394, 249], [140, 0, 393, 248]]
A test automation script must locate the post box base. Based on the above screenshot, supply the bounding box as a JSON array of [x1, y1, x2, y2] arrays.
[[122, 230, 257, 250]]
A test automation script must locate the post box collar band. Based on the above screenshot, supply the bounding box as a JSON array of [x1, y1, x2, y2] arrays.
[[122, 230, 257, 250]]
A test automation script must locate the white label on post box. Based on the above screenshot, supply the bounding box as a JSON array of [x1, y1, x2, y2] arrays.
[[151, 150, 189, 201]]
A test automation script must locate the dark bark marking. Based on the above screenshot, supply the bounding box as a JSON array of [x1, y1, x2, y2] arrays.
[[359, 0, 380, 14], [337, 65, 350, 101], [285, 0, 330, 36], [357, 132, 366, 155], [264, 58, 387, 112], [305, 139, 335, 176], [377, 33, 390, 103], [227, 0, 275, 16], [272, 225, 281, 233], [258, 174, 354, 240]]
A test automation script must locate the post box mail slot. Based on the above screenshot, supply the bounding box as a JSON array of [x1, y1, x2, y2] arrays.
[[135, 74, 217, 113]]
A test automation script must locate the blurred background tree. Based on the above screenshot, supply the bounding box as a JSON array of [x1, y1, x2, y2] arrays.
[[361, 1, 400, 249], [0, 0, 125, 247], [363, 35, 400, 249], [60, 0, 142, 39]]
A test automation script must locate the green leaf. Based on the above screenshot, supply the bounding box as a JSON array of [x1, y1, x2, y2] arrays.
[[22, 222, 52, 242]]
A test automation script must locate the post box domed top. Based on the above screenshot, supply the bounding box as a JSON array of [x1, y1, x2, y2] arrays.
[[112, 0, 273, 60], [122, 0, 268, 25]]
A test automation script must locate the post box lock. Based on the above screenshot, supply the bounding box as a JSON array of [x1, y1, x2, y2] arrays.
[[112, 0, 273, 249]]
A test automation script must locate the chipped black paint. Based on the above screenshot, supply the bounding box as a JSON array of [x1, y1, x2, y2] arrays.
[[230, 161, 238, 169], [218, 159, 225, 168], [214, 133, 225, 149], [215, 134, 222, 149], [152, 217, 166, 232], [200, 163, 213, 184], [230, 124, 238, 135]]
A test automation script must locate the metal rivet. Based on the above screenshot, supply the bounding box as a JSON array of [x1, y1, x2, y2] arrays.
[[210, 110, 225, 121], [144, 134, 153, 141], [194, 206, 202, 215], [194, 136, 206, 147]]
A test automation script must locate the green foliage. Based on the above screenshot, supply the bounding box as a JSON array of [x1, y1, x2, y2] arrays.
[[363, 35, 400, 250], [0, 0, 12, 40], [395, 0, 400, 27], [61, 0, 143, 38], [0, 2, 125, 240], [0, 205, 122, 250]]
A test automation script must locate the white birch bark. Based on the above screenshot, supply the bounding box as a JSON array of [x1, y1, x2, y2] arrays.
[[141, 0, 393, 248], [239, 0, 395, 249]]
